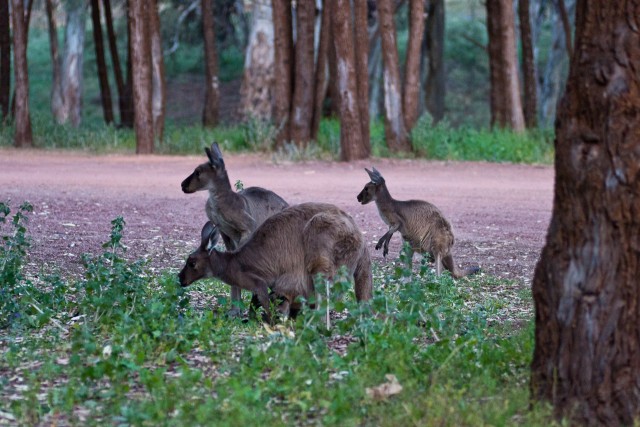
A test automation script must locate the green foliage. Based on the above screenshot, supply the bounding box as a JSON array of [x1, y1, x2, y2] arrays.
[[411, 114, 554, 164], [0, 213, 555, 425]]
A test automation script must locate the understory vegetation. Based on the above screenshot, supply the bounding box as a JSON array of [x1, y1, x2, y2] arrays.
[[0, 202, 556, 425]]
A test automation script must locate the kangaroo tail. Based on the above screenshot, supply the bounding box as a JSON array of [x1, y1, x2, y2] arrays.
[[354, 247, 373, 301], [442, 254, 480, 279]]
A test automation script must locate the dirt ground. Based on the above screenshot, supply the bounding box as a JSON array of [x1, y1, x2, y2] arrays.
[[0, 148, 554, 289]]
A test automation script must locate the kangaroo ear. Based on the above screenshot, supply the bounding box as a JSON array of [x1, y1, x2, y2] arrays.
[[366, 167, 384, 184], [205, 143, 224, 168], [205, 146, 215, 165], [211, 142, 224, 161], [200, 221, 219, 251]]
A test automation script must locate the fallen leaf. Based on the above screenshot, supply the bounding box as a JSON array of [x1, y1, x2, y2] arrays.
[[365, 374, 403, 400]]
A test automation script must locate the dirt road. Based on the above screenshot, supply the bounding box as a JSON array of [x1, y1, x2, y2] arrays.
[[0, 148, 553, 287]]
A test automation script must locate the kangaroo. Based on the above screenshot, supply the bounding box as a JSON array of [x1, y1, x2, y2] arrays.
[[356, 167, 479, 278], [179, 202, 373, 326], [181, 142, 289, 315]]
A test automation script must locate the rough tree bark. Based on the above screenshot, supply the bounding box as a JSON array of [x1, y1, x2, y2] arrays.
[[45, 0, 61, 122], [104, 0, 131, 127], [485, 0, 525, 132], [271, 0, 293, 145], [424, 0, 445, 123], [333, 0, 369, 161], [402, 0, 424, 131], [52, 0, 87, 127], [90, 0, 114, 124], [289, 0, 315, 145], [148, 0, 165, 142], [531, 1, 640, 424], [353, 0, 370, 156], [377, 0, 411, 152], [239, 0, 274, 122], [10, 0, 32, 147], [311, 0, 330, 142], [0, 0, 9, 120], [518, 0, 537, 128], [129, 0, 154, 154], [202, 0, 219, 127]]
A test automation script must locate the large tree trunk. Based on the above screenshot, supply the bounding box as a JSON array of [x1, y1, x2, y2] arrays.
[[423, 0, 445, 123], [11, 0, 31, 147], [288, 0, 315, 145], [353, 0, 370, 155], [271, 0, 292, 145], [129, 0, 154, 154], [239, 0, 274, 122], [90, 0, 114, 124], [485, 0, 525, 132], [333, 0, 369, 161], [202, 0, 219, 127], [377, 0, 410, 152], [402, 0, 424, 131], [148, 0, 165, 142], [518, 0, 537, 128], [531, 1, 640, 424], [104, 0, 131, 127], [52, 0, 87, 127], [0, 0, 9, 120], [310, 0, 330, 142]]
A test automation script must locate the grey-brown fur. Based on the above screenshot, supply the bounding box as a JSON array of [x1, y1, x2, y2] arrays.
[[181, 142, 289, 314], [178, 202, 373, 325], [357, 167, 479, 278]]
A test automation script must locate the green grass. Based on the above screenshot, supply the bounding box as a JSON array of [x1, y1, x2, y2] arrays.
[[0, 202, 558, 426]]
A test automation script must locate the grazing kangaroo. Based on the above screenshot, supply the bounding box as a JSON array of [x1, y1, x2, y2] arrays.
[[357, 167, 479, 278], [181, 142, 289, 315], [179, 202, 373, 325]]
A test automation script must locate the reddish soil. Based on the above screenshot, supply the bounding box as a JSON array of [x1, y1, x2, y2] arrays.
[[0, 148, 553, 288]]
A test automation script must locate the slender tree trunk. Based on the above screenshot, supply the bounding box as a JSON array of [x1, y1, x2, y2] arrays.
[[333, 0, 369, 161], [90, 0, 114, 124], [518, 0, 537, 128], [103, 0, 130, 126], [368, 33, 383, 120], [555, 0, 572, 58], [129, 0, 154, 154], [289, 0, 315, 145], [402, 0, 424, 131], [353, 0, 370, 156], [53, 0, 87, 127], [531, 1, 640, 423], [271, 0, 293, 145], [311, 0, 330, 141], [486, 0, 505, 127], [202, 0, 219, 127], [11, 0, 31, 147], [423, 0, 445, 122], [239, 0, 274, 122], [45, 0, 61, 123], [0, 0, 9, 120], [377, 0, 411, 152], [148, 0, 165, 142]]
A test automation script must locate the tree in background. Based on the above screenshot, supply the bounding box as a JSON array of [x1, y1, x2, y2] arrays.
[[333, 0, 370, 161], [104, 0, 132, 127], [310, 0, 330, 142], [202, 0, 219, 127], [90, 0, 114, 124], [403, 0, 424, 131], [51, 0, 87, 127], [423, 0, 445, 123], [149, 0, 165, 142], [11, 0, 32, 147], [531, 1, 640, 423], [518, 0, 536, 128], [486, 0, 525, 132], [0, 0, 9, 120], [376, 0, 411, 153], [129, 0, 153, 154], [271, 0, 293, 145], [239, 0, 274, 122]]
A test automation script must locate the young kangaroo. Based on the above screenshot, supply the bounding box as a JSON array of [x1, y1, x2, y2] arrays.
[[181, 142, 289, 315], [179, 202, 373, 325], [357, 167, 479, 278]]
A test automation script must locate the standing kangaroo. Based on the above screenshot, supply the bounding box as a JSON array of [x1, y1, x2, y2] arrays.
[[357, 167, 479, 278], [181, 142, 289, 315], [179, 203, 373, 326]]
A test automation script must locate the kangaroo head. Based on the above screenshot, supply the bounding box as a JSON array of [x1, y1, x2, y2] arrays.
[[181, 142, 229, 193], [179, 221, 220, 287], [357, 167, 385, 204]]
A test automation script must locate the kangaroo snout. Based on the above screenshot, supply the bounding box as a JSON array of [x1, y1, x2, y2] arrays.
[[357, 190, 365, 203], [181, 176, 195, 193]]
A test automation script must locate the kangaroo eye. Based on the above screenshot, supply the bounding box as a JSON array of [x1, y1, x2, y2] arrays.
[[195, 170, 200, 177], [189, 261, 197, 268]]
